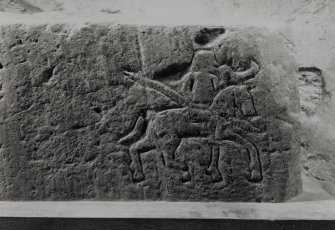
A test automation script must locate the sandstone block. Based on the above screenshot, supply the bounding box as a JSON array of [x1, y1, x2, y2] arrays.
[[0, 24, 302, 201]]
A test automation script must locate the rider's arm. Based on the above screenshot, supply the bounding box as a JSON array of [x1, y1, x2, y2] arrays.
[[124, 71, 186, 106], [230, 60, 259, 84]]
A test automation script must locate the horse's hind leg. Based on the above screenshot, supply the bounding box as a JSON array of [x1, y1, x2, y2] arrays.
[[244, 143, 262, 182], [129, 136, 155, 182], [160, 134, 181, 167]]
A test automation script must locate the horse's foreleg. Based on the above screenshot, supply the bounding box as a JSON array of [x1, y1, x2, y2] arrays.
[[207, 146, 224, 182], [119, 116, 145, 145]]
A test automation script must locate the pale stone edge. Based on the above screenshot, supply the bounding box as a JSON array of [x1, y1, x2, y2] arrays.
[[0, 201, 334, 220]]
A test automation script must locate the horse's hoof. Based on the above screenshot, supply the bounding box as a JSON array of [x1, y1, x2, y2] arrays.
[[211, 170, 223, 183], [249, 171, 262, 182], [181, 172, 191, 183], [132, 171, 145, 183], [207, 167, 223, 183]]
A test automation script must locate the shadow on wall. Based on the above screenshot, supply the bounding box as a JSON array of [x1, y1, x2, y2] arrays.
[[298, 66, 335, 198]]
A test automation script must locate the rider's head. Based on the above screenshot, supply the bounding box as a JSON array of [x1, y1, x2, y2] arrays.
[[177, 51, 220, 107], [190, 50, 218, 74]]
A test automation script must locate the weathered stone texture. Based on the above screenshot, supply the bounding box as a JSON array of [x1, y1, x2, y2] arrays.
[[0, 24, 301, 201]]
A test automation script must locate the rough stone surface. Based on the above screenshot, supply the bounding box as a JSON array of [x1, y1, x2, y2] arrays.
[[0, 24, 301, 201], [298, 67, 329, 116]]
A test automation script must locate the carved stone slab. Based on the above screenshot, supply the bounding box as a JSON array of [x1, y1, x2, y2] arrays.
[[0, 24, 302, 201]]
